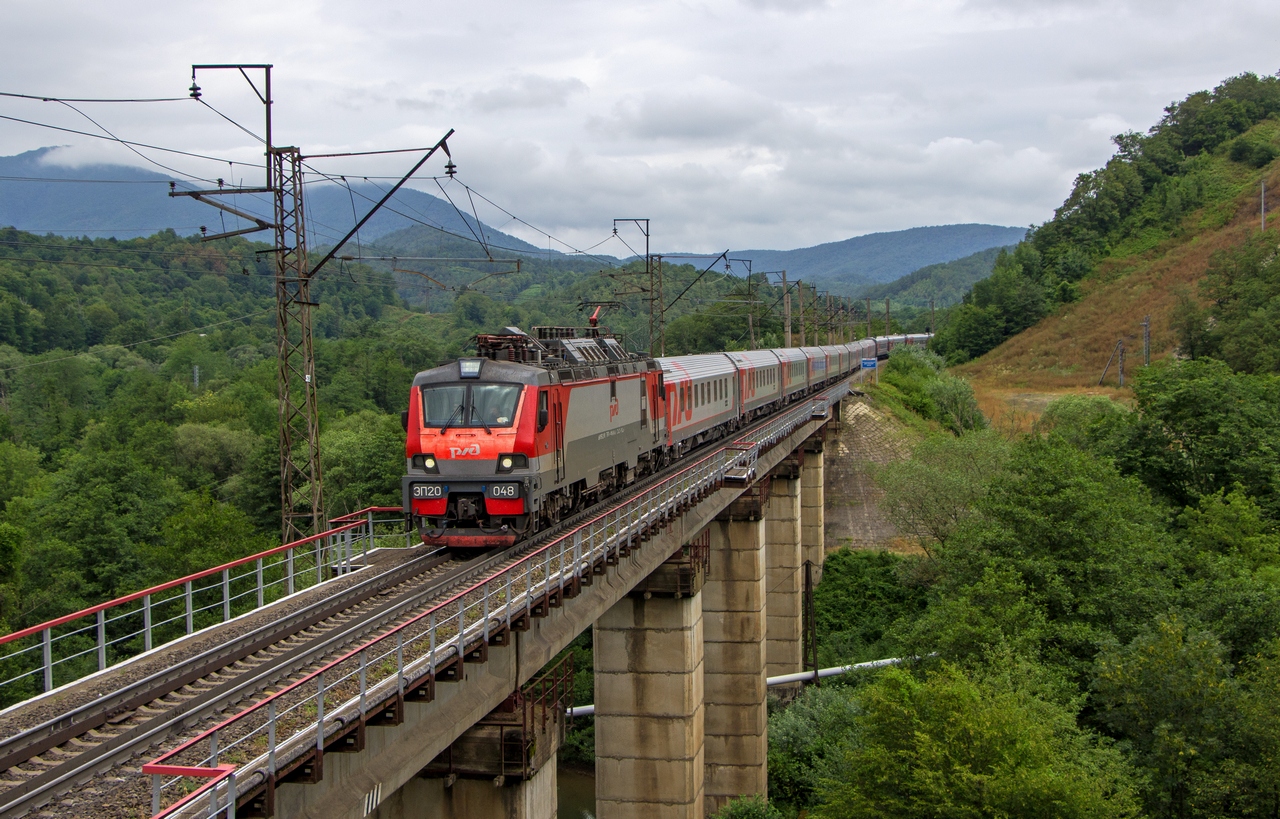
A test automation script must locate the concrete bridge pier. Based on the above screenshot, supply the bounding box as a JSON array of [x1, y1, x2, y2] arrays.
[[594, 592, 706, 818], [801, 438, 825, 580], [703, 509, 768, 814], [764, 471, 803, 679]]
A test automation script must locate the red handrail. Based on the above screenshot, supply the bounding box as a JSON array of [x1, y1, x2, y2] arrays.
[[0, 520, 366, 646], [144, 765, 235, 819], [328, 506, 403, 524]]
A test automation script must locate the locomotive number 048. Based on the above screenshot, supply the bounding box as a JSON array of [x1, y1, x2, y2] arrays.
[[487, 484, 520, 499]]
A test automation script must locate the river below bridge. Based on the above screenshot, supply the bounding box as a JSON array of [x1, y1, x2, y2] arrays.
[[558, 764, 596, 818]]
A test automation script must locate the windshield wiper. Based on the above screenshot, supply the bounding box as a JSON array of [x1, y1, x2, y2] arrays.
[[439, 404, 464, 434], [470, 405, 493, 435]]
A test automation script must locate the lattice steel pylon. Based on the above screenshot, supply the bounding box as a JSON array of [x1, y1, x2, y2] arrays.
[[272, 147, 324, 543]]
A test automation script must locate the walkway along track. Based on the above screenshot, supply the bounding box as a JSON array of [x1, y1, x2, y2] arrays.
[[142, 380, 853, 819]]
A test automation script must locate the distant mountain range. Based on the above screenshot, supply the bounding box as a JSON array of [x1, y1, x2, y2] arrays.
[[0, 147, 542, 252], [0, 148, 1022, 296], [730, 224, 1026, 292]]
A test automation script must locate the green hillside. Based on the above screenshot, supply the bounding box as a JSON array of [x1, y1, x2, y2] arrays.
[[934, 72, 1280, 368], [858, 246, 1010, 308]]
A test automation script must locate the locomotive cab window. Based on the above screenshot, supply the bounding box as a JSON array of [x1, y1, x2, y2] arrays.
[[421, 383, 522, 429]]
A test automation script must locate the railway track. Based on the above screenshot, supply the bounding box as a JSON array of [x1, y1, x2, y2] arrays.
[[0, 546, 518, 819], [0, 387, 842, 819], [0, 461, 693, 818]]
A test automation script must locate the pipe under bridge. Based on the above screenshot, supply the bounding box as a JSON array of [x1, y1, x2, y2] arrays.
[[0, 377, 857, 819]]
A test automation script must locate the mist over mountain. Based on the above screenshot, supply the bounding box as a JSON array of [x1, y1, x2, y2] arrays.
[[0, 148, 543, 253]]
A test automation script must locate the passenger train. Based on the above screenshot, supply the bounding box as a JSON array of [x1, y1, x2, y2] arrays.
[[401, 326, 929, 549]]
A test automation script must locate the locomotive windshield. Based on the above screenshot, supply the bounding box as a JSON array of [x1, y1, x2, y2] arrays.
[[421, 383, 522, 429]]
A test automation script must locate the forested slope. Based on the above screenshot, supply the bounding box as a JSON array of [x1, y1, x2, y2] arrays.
[[928, 72, 1280, 390]]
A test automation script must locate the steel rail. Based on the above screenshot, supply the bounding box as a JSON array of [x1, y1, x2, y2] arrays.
[[0, 548, 447, 772], [0, 547, 512, 819]]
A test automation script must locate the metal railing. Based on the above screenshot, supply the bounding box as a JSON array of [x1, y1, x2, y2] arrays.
[[0, 507, 408, 706], [141, 380, 850, 819]]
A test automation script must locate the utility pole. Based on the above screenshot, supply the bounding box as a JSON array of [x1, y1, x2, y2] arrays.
[[178, 64, 454, 542], [782, 270, 791, 347], [1141, 315, 1151, 366], [747, 272, 757, 349], [930, 298, 936, 335], [825, 293, 832, 344], [613, 219, 660, 355], [797, 280, 806, 346], [174, 64, 325, 542], [271, 145, 325, 542], [885, 298, 891, 336], [865, 297, 872, 338], [1099, 339, 1124, 386]]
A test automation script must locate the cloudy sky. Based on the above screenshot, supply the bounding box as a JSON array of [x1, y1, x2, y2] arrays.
[[2, 0, 1277, 253]]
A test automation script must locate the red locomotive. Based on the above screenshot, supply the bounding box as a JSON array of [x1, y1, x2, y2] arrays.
[[401, 325, 928, 549]]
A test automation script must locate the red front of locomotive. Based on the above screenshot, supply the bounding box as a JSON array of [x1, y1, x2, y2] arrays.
[[401, 357, 548, 548]]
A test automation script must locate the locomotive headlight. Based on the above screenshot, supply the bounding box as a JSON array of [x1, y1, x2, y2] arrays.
[[425, 456, 437, 470], [412, 454, 439, 473], [496, 453, 528, 473]]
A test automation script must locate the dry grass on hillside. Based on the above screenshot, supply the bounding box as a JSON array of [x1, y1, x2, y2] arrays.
[[958, 165, 1280, 424]]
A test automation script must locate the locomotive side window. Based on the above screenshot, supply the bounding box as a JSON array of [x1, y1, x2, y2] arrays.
[[537, 390, 549, 432]]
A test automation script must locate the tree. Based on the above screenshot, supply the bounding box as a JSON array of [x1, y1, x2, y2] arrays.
[[875, 430, 1010, 555], [813, 549, 927, 664], [1121, 360, 1280, 516], [319, 410, 405, 517], [1092, 614, 1239, 818], [940, 437, 1180, 675], [816, 663, 1141, 819]]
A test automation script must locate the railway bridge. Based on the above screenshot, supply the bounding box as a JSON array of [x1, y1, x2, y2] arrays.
[[0, 375, 862, 819]]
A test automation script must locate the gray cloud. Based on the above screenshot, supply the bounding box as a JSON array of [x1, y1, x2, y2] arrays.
[[0, 0, 1277, 251], [589, 89, 780, 142], [740, 0, 829, 11], [471, 75, 589, 113]]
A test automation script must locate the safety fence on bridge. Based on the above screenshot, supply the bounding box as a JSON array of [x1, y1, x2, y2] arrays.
[[0, 508, 410, 706], [142, 381, 851, 819]]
